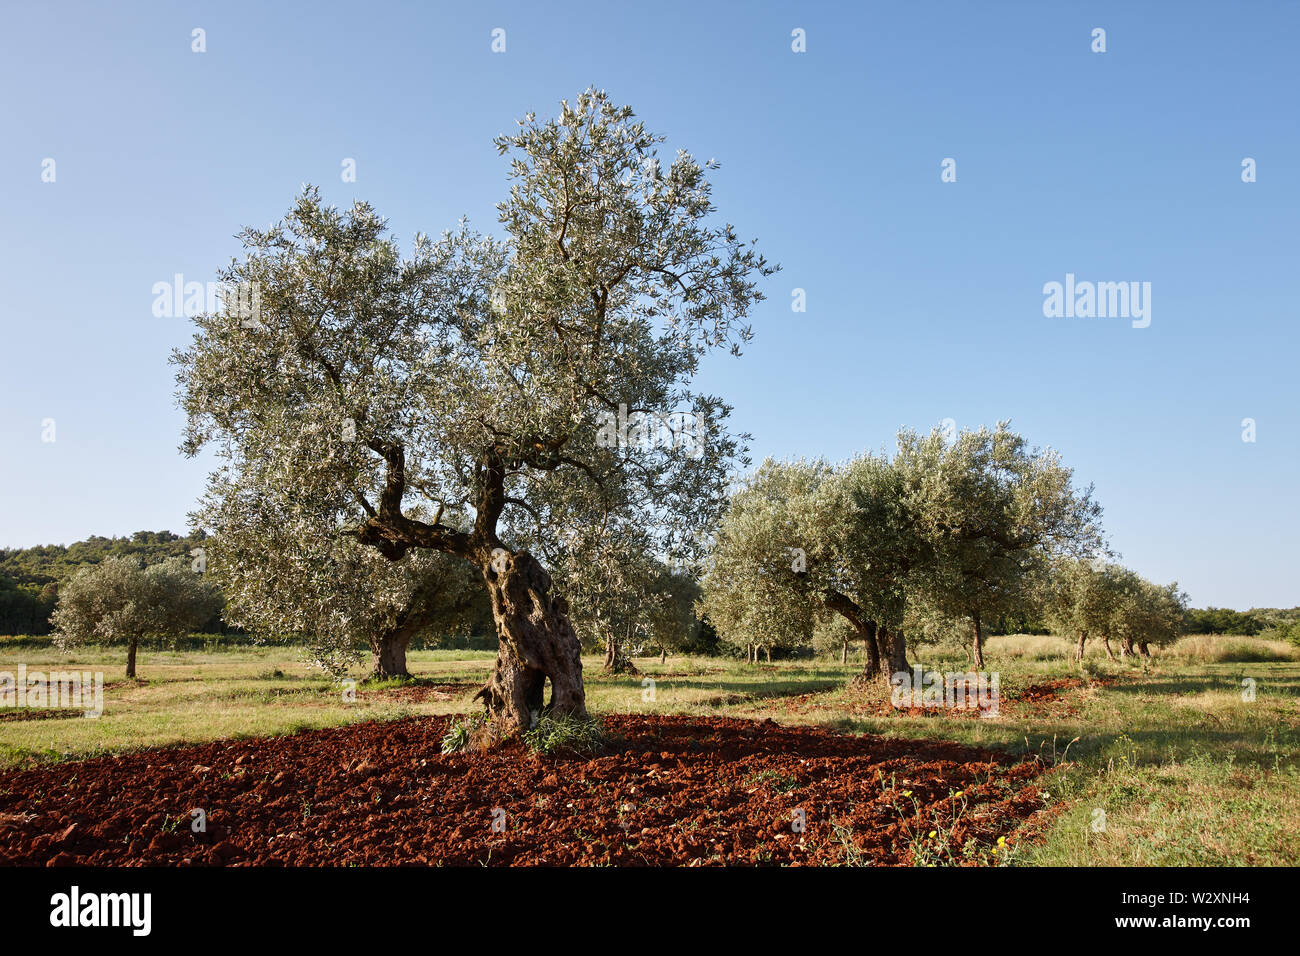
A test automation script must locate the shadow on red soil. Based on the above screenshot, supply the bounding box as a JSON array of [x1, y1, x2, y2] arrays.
[[775, 675, 1110, 721], [368, 683, 476, 704], [0, 715, 1049, 866]]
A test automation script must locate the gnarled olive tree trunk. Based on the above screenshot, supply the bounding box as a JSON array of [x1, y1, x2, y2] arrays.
[[1075, 631, 1088, 662], [473, 549, 586, 735]]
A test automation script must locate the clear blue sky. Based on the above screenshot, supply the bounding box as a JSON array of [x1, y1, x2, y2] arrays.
[[2, 1, 1296, 610]]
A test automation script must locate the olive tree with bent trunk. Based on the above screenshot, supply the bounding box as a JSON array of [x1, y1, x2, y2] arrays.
[[174, 89, 773, 737], [698, 454, 915, 688]]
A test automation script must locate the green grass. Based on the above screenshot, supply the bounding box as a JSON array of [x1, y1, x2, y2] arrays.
[[0, 643, 841, 766], [730, 635, 1300, 866], [1, 634, 1297, 866]]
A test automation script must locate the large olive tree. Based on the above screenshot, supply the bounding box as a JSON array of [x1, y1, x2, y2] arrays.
[[174, 90, 773, 735]]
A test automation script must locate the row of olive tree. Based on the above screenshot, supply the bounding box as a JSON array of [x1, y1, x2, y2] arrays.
[[1046, 558, 1187, 660], [698, 423, 1105, 684]]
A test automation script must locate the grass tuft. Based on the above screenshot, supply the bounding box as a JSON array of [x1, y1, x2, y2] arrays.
[[523, 712, 609, 756]]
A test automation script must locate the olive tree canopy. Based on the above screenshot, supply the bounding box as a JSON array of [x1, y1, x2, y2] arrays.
[[698, 454, 915, 681], [700, 423, 1103, 685]]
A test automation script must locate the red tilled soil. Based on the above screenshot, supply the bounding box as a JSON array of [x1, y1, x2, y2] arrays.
[[0, 715, 1049, 866]]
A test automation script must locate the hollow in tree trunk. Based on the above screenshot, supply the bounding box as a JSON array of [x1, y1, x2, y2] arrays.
[[972, 612, 985, 669], [126, 637, 139, 679], [473, 549, 586, 736]]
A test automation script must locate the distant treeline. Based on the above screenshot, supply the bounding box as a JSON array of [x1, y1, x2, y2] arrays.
[[1184, 606, 1278, 636], [2, 531, 1295, 650], [0, 531, 226, 635]]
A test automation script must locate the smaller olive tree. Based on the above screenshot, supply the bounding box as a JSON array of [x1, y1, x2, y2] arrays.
[[1113, 575, 1187, 658], [1045, 559, 1126, 661], [51, 556, 222, 678], [554, 526, 662, 674], [642, 566, 702, 664], [899, 423, 1104, 669], [697, 460, 822, 666], [201, 488, 484, 678], [813, 615, 858, 665]]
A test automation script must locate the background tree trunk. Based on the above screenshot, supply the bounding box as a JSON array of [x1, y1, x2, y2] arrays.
[[878, 626, 909, 687], [1120, 635, 1135, 657], [850, 621, 881, 685], [1101, 635, 1116, 660], [972, 612, 985, 669], [602, 630, 637, 675], [474, 550, 586, 736], [370, 622, 417, 679], [1075, 631, 1087, 662], [863, 621, 880, 678], [841, 640, 848, 665], [1138, 641, 1151, 658], [126, 637, 139, 679]]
